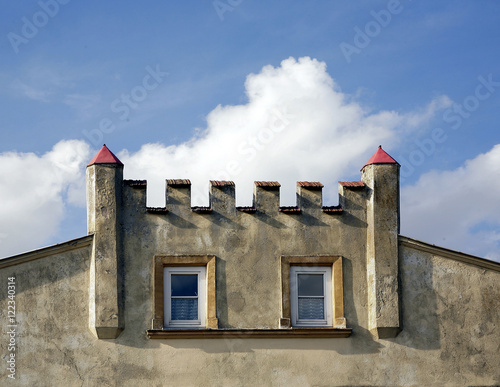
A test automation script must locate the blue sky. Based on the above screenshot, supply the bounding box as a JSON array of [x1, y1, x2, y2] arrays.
[[1, 1, 499, 260]]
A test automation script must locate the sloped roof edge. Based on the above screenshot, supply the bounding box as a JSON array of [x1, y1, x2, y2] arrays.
[[0, 235, 93, 269], [399, 235, 500, 273]]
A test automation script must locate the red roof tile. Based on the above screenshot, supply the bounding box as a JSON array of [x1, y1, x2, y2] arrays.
[[322, 205, 343, 214], [339, 181, 365, 189], [146, 207, 168, 214], [87, 145, 123, 166], [255, 181, 281, 188], [362, 145, 399, 168], [237, 206, 257, 213], [191, 206, 212, 214], [279, 206, 301, 214], [210, 180, 235, 187], [166, 179, 191, 187], [297, 181, 324, 189], [124, 179, 147, 187]]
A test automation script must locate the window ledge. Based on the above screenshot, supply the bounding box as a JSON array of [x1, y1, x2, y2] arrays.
[[146, 328, 352, 339]]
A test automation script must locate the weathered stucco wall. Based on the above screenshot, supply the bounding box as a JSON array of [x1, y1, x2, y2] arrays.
[[1, 234, 499, 386], [121, 180, 369, 331], [0, 242, 91, 385], [397, 242, 500, 385], [0, 150, 499, 386]]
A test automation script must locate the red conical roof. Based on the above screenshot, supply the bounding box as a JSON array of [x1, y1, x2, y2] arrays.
[[362, 145, 399, 169], [87, 144, 123, 166]]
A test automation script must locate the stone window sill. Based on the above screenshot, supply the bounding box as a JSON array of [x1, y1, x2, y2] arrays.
[[146, 328, 352, 339]]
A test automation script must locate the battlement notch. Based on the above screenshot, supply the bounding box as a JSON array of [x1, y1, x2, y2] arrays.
[[296, 181, 324, 213], [210, 180, 236, 215], [253, 181, 280, 213], [166, 179, 192, 211]]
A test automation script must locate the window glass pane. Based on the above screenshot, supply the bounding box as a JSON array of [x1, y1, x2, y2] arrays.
[[171, 298, 198, 320], [298, 274, 324, 296], [171, 274, 198, 296], [298, 298, 324, 320]]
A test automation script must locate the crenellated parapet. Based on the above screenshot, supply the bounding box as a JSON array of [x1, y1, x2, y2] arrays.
[[253, 181, 281, 213], [209, 180, 236, 215], [88, 144, 401, 340], [122, 179, 366, 216]]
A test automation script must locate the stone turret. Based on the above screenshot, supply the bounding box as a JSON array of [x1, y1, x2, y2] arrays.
[[86, 145, 124, 339], [361, 145, 401, 339]]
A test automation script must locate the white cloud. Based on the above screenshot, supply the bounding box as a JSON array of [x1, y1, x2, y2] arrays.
[[5, 56, 484, 260], [403, 95, 452, 131], [0, 140, 90, 258], [401, 144, 500, 261], [120, 56, 445, 209]]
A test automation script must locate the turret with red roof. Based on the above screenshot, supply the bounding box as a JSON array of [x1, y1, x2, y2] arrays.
[[86, 145, 124, 339], [361, 145, 401, 339]]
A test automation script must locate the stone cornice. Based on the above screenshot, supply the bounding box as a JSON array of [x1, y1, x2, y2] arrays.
[[0, 235, 93, 269], [399, 235, 500, 273], [146, 328, 352, 339]]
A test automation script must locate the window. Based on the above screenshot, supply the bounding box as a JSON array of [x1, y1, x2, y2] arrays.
[[148, 254, 351, 339], [280, 255, 346, 329], [164, 266, 206, 328], [290, 266, 332, 327], [152, 255, 218, 330]]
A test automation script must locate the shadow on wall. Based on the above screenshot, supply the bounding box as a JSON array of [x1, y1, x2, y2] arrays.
[[163, 257, 386, 355], [339, 192, 367, 230], [395, 247, 441, 350], [0, 247, 90, 304], [217, 258, 229, 328], [113, 247, 441, 353], [336, 257, 384, 355]]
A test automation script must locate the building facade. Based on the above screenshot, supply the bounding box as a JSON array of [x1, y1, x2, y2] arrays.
[[1, 145, 499, 386]]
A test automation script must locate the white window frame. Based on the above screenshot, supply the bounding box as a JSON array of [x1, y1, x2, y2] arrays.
[[164, 266, 206, 328], [290, 266, 333, 327]]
